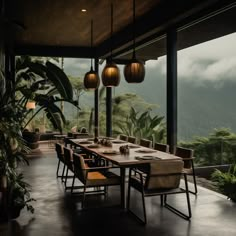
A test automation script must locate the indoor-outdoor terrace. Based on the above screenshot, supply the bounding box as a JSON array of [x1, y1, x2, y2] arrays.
[[1, 142, 236, 236], [1, 0, 236, 235]]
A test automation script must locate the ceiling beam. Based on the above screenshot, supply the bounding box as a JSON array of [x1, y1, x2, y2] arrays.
[[14, 45, 92, 58]]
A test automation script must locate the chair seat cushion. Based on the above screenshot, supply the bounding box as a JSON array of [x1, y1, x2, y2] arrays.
[[88, 171, 106, 180], [86, 171, 120, 187]]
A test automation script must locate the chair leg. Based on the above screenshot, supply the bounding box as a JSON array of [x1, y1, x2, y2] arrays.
[[56, 160, 61, 177], [71, 174, 75, 194], [64, 167, 69, 189], [127, 184, 147, 224], [104, 186, 108, 197], [191, 175, 198, 195], [127, 172, 131, 210], [160, 195, 164, 206], [164, 174, 191, 220], [82, 186, 86, 209], [61, 164, 66, 182], [190, 161, 198, 195], [141, 189, 147, 224], [184, 174, 192, 218]]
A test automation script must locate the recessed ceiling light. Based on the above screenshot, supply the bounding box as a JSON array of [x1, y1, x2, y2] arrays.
[[81, 9, 87, 12]]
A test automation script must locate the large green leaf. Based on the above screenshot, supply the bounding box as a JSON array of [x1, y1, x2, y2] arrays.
[[149, 116, 164, 130], [45, 105, 65, 133], [46, 61, 73, 100], [27, 61, 48, 79]]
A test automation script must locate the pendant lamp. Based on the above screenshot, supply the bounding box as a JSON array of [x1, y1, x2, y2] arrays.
[[102, 3, 120, 87], [84, 20, 100, 90], [124, 0, 145, 83]]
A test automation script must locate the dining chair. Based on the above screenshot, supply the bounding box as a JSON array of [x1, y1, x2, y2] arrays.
[[55, 143, 65, 179], [119, 134, 128, 141], [154, 142, 169, 153], [139, 138, 152, 148], [128, 136, 137, 144], [127, 160, 191, 224], [71, 153, 121, 209], [175, 146, 198, 195]]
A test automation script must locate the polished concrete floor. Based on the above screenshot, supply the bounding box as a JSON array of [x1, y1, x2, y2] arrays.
[[1, 143, 236, 236]]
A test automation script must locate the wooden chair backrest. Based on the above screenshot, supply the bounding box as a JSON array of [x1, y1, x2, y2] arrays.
[[175, 147, 194, 169], [154, 142, 169, 153], [55, 143, 64, 161], [145, 160, 184, 190], [128, 136, 137, 144], [73, 153, 86, 183], [63, 147, 73, 169], [119, 134, 128, 141], [140, 138, 152, 148]]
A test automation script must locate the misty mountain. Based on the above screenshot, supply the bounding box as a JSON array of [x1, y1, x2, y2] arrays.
[[64, 65, 236, 141], [124, 68, 236, 141]]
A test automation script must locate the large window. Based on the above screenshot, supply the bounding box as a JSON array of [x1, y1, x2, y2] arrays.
[[177, 32, 236, 166]]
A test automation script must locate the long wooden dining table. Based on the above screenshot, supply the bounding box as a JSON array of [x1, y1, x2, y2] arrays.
[[67, 138, 181, 209]]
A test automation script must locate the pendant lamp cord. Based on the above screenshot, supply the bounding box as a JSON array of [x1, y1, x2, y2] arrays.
[[132, 0, 136, 59], [91, 19, 93, 69], [110, 3, 113, 61]]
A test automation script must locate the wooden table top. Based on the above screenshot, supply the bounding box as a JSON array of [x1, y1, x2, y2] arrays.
[[69, 138, 181, 167]]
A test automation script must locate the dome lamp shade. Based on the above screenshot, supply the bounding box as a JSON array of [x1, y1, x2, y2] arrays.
[[83, 20, 100, 90], [101, 3, 120, 87], [124, 0, 145, 83], [84, 67, 100, 90], [124, 57, 145, 83], [102, 61, 120, 87]]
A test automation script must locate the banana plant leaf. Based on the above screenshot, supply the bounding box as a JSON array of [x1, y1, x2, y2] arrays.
[[46, 61, 73, 100], [17, 59, 73, 100]]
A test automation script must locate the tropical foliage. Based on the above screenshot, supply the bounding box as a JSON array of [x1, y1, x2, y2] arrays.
[[8, 172, 35, 215], [68, 75, 86, 129], [1, 56, 79, 219], [0, 66, 34, 218], [115, 106, 166, 143], [179, 128, 236, 166], [15, 56, 79, 132], [211, 164, 236, 202]]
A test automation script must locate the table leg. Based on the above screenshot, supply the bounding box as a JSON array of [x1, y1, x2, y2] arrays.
[[120, 167, 126, 209]]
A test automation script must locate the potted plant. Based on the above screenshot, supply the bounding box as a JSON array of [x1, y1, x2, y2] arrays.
[[7, 172, 35, 219], [211, 164, 236, 202], [0, 60, 35, 221], [1, 56, 80, 221], [0, 100, 35, 220]]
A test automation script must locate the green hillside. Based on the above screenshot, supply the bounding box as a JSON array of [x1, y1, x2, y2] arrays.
[[63, 60, 236, 142]]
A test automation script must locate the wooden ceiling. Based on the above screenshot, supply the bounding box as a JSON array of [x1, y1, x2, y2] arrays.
[[5, 0, 236, 61]]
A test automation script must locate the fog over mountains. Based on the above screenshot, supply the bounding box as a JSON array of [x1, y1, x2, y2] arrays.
[[64, 33, 236, 141]]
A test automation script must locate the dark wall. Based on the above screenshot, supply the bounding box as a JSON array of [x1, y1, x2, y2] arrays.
[[0, 27, 5, 81], [0, 20, 7, 221]]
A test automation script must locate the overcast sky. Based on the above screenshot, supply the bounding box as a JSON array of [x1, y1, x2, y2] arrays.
[[64, 32, 236, 86], [148, 32, 236, 84]]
